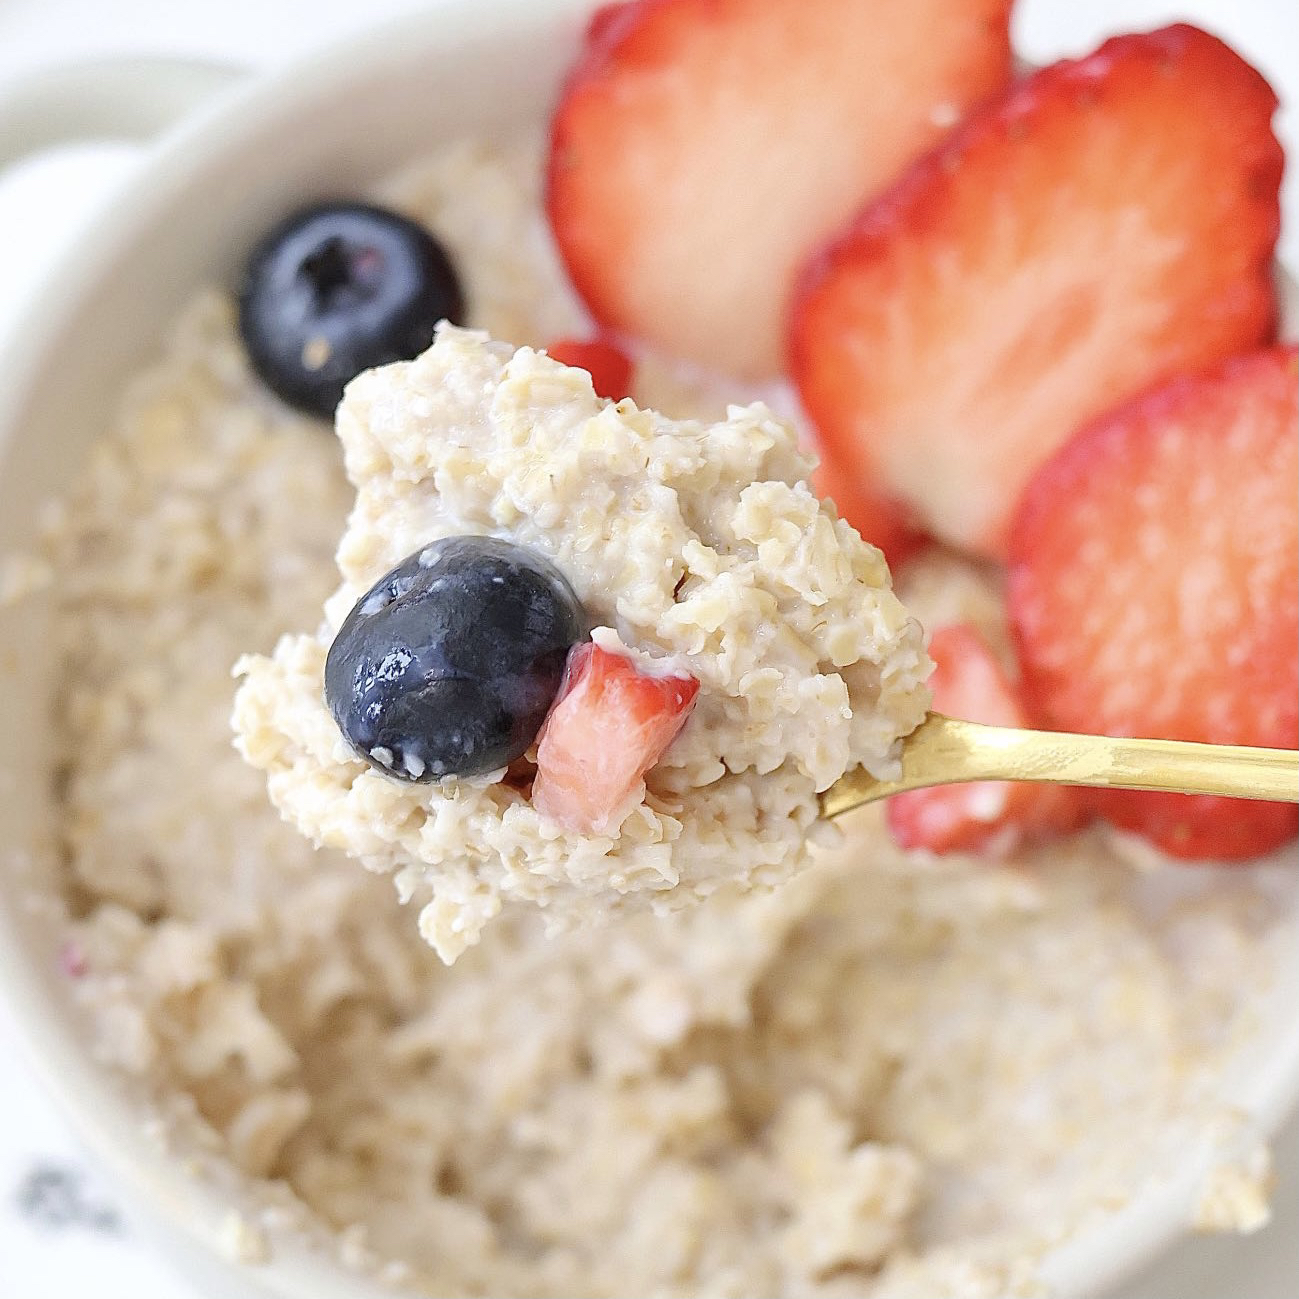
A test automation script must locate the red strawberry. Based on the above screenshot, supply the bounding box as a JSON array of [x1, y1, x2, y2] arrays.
[[1008, 345, 1299, 861], [791, 25, 1283, 558], [547, 0, 1013, 378], [547, 337, 635, 400], [809, 452, 925, 572], [886, 624, 1083, 855], [533, 641, 700, 834]]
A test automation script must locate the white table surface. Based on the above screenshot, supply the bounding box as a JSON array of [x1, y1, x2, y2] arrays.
[[0, 2, 1296, 1296]]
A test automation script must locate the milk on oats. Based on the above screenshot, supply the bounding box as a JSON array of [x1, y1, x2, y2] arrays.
[[8, 137, 1285, 1298]]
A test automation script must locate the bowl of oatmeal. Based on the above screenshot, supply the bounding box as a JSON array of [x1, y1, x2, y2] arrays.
[[0, 2, 1297, 1297]]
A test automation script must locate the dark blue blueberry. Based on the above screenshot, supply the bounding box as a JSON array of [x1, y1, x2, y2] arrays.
[[237, 202, 465, 418], [325, 537, 587, 782]]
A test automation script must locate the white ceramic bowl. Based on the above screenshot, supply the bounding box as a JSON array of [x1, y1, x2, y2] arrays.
[[0, 3, 1296, 1296]]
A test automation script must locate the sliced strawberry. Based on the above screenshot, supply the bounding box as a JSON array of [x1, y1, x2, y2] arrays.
[[546, 337, 635, 401], [791, 25, 1282, 558], [809, 451, 926, 572], [1008, 346, 1299, 861], [547, 0, 1013, 378], [886, 625, 1084, 856], [533, 641, 700, 834]]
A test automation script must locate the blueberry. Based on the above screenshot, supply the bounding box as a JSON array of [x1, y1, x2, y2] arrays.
[[237, 202, 465, 418], [325, 537, 587, 782]]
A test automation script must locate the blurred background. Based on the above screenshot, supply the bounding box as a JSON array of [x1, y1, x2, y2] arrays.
[[0, 1, 1296, 1296]]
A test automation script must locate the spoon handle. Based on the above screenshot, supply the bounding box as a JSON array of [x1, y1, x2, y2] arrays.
[[820, 714, 1299, 821]]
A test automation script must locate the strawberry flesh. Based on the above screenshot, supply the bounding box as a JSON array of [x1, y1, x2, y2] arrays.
[[533, 641, 700, 835], [547, 337, 635, 401], [548, 0, 1013, 377], [791, 24, 1283, 558], [887, 625, 1084, 855], [1008, 346, 1299, 861]]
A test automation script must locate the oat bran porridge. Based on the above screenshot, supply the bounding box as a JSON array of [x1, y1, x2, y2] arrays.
[[5, 127, 1292, 1299], [232, 325, 929, 961]]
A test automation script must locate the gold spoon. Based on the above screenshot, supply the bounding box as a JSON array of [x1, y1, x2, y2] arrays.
[[820, 715, 1299, 820]]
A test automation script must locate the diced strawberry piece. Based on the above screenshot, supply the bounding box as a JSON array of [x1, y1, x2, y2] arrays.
[[809, 452, 926, 572], [533, 641, 700, 834], [546, 337, 635, 401], [886, 625, 1084, 856], [1008, 346, 1299, 861], [790, 25, 1282, 558], [547, 0, 1013, 378]]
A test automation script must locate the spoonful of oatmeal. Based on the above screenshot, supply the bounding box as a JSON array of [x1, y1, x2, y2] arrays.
[[234, 329, 1296, 964]]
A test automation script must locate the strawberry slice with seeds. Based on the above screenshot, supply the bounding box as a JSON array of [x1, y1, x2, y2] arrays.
[[547, 0, 1013, 378], [533, 641, 700, 834], [1008, 345, 1299, 861], [791, 24, 1283, 558], [886, 625, 1084, 855], [547, 337, 635, 401]]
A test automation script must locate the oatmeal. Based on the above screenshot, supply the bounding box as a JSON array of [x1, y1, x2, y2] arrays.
[[10, 136, 1289, 1298], [233, 327, 929, 961]]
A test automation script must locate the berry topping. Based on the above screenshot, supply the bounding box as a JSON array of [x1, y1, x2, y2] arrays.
[[238, 201, 465, 418], [547, 0, 1012, 377], [791, 24, 1282, 557], [886, 625, 1084, 856], [532, 642, 699, 834], [1008, 346, 1299, 861], [324, 537, 586, 782], [546, 337, 635, 400]]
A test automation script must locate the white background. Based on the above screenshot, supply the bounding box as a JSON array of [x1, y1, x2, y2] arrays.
[[0, 2, 1296, 1297]]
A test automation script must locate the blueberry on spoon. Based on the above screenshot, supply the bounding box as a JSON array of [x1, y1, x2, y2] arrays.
[[325, 537, 587, 782], [238, 201, 465, 418]]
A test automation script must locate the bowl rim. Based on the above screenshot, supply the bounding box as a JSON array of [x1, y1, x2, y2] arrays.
[[0, 2, 1296, 1296]]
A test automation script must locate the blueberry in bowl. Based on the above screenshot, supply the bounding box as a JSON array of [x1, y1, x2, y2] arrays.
[[325, 536, 587, 781], [237, 201, 465, 418]]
